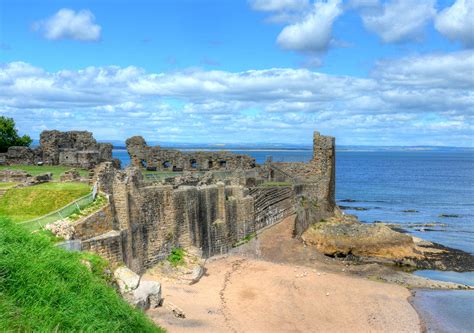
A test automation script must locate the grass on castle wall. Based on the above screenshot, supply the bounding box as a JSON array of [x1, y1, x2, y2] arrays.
[[0, 182, 91, 222], [0, 165, 89, 180], [0, 217, 164, 332]]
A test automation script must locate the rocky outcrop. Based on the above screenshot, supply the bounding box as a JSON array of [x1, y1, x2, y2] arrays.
[[302, 216, 417, 259]]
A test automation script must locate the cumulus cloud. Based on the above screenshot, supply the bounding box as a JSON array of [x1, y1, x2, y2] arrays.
[[435, 0, 474, 48], [1, 51, 473, 145], [33, 8, 101, 41], [359, 0, 436, 43], [251, 0, 344, 57], [276, 0, 343, 52]]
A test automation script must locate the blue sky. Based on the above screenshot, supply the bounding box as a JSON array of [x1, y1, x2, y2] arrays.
[[0, 0, 473, 146]]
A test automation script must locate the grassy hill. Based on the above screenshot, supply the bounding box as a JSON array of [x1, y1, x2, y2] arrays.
[[0, 217, 164, 332], [0, 182, 91, 222]]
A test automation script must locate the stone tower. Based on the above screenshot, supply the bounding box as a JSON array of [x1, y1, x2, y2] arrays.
[[311, 131, 336, 209]]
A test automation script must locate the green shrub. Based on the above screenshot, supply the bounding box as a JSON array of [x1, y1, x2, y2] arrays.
[[167, 247, 185, 267], [0, 217, 164, 332]]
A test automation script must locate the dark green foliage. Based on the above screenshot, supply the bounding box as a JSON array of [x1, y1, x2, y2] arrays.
[[0, 116, 32, 153], [0, 218, 164, 332], [167, 247, 185, 267]]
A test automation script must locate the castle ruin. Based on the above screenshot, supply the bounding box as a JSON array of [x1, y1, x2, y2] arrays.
[[0, 130, 113, 169], [75, 131, 336, 273], [126, 136, 256, 171]]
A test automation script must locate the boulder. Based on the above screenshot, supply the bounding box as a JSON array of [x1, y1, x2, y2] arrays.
[[123, 280, 162, 310], [190, 265, 205, 285], [113, 266, 140, 293]]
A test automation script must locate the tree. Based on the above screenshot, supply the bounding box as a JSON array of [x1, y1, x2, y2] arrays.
[[0, 117, 32, 153]]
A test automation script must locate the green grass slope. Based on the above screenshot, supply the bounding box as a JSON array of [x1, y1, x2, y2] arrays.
[[0, 218, 164, 332], [0, 182, 91, 222]]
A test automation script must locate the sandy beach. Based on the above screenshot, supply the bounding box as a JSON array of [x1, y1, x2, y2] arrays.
[[146, 255, 420, 333], [145, 216, 421, 333]]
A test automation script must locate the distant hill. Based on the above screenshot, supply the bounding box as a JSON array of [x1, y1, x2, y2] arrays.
[[30, 139, 473, 152]]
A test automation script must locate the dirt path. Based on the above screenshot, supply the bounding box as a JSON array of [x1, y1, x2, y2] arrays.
[[146, 216, 421, 332]]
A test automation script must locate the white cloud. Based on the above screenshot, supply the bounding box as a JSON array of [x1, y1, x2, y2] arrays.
[[1, 51, 473, 146], [360, 0, 436, 43], [276, 0, 343, 52], [33, 8, 101, 41], [435, 0, 474, 48]]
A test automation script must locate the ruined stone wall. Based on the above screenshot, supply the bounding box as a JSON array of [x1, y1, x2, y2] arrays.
[[74, 204, 115, 240], [81, 231, 124, 267], [126, 136, 256, 171], [269, 131, 336, 237], [115, 174, 256, 272], [1, 130, 113, 168], [80, 129, 336, 272], [249, 187, 295, 231]]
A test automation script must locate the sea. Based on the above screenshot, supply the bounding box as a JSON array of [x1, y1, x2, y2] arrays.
[[113, 147, 474, 331]]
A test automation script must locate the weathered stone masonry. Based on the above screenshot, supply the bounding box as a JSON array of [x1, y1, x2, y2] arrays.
[[0, 130, 113, 169], [78, 130, 336, 273], [126, 136, 256, 171]]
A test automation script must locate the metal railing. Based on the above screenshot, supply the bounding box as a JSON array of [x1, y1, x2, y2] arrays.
[[18, 183, 98, 231]]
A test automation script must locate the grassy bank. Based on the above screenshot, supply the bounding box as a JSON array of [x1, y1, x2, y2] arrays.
[[0, 165, 89, 180], [0, 182, 91, 222], [0, 217, 164, 332]]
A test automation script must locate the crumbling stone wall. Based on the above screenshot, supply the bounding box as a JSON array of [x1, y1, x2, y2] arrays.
[[0, 130, 112, 169], [78, 129, 337, 273], [81, 231, 124, 267], [41, 130, 112, 168], [74, 204, 115, 239], [126, 136, 256, 171], [249, 186, 295, 230]]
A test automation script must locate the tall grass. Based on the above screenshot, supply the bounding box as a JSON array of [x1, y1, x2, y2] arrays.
[[0, 218, 164, 332]]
